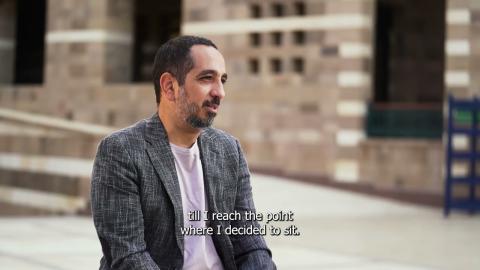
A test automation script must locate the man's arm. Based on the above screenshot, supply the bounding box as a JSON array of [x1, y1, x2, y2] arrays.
[[91, 135, 160, 270], [230, 139, 276, 270]]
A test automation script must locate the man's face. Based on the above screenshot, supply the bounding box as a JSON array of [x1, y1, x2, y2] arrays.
[[175, 45, 227, 129]]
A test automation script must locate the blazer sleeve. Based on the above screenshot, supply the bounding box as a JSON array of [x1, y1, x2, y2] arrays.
[[91, 135, 161, 270], [231, 139, 277, 270]]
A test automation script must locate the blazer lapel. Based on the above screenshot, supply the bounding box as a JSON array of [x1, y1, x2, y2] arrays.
[[198, 131, 223, 214], [144, 114, 184, 255], [198, 130, 237, 269]]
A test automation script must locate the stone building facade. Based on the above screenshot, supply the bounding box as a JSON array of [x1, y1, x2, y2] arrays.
[[0, 0, 479, 213]]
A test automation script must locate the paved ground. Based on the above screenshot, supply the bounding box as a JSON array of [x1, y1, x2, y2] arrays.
[[0, 174, 479, 270]]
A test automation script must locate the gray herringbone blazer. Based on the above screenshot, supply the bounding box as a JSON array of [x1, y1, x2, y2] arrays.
[[91, 114, 275, 270]]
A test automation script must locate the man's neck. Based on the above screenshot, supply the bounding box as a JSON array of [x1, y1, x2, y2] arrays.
[[158, 110, 201, 148]]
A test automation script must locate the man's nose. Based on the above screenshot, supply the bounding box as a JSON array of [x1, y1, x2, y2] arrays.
[[211, 80, 225, 100]]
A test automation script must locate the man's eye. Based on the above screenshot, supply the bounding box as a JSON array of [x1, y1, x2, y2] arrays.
[[201, 76, 212, 81], [221, 79, 227, 84]]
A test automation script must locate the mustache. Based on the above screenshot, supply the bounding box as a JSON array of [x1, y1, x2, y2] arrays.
[[202, 96, 220, 107]]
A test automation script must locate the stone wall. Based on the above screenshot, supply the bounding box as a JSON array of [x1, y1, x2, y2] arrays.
[[1, 0, 480, 209], [182, 0, 375, 182]]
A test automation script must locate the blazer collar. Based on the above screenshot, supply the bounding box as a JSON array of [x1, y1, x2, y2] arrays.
[[144, 113, 217, 148], [145, 113, 169, 144]]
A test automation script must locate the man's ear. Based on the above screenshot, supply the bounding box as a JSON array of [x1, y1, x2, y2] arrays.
[[159, 72, 178, 101]]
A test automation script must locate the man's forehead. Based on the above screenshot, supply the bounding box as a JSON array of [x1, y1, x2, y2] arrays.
[[190, 44, 221, 56], [190, 45, 226, 72]]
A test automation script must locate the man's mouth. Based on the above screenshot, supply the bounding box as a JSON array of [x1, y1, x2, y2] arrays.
[[203, 99, 220, 114], [204, 103, 219, 113]]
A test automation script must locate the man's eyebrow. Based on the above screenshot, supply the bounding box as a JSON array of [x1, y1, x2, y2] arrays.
[[196, 69, 228, 79]]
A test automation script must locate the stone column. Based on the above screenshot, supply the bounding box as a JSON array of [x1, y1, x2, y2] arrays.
[[326, 0, 375, 183], [445, 0, 479, 97], [43, 0, 134, 120]]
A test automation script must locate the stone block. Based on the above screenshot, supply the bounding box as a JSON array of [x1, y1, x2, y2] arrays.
[[447, 57, 470, 70], [0, 170, 85, 197], [359, 139, 444, 193], [325, 0, 370, 14], [447, 0, 470, 9], [446, 25, 470, 39]]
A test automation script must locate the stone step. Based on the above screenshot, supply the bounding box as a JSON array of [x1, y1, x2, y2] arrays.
[[0, 153, 93, 215], [0, 132, 100, 159], [0, 170, 90, 215]]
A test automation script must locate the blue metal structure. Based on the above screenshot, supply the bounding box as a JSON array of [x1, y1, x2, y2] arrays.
[[444, 95, 480, 216]]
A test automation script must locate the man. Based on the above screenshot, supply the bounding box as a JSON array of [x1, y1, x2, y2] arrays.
[[91, 36, 275, 270]]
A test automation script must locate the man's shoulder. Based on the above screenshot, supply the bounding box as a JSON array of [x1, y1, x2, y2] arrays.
[[201, 127, 238, 144], [201, 127, 243, 156], [99, 117, 148, 149]]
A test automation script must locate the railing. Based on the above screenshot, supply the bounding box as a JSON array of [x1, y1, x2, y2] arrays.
[[366, 102, 443, 139]]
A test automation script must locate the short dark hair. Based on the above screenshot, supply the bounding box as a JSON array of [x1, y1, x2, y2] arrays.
[[152, 35, 218, 104]]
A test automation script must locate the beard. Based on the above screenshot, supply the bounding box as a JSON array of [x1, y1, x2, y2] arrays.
[[177, 87, 219, 129]]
